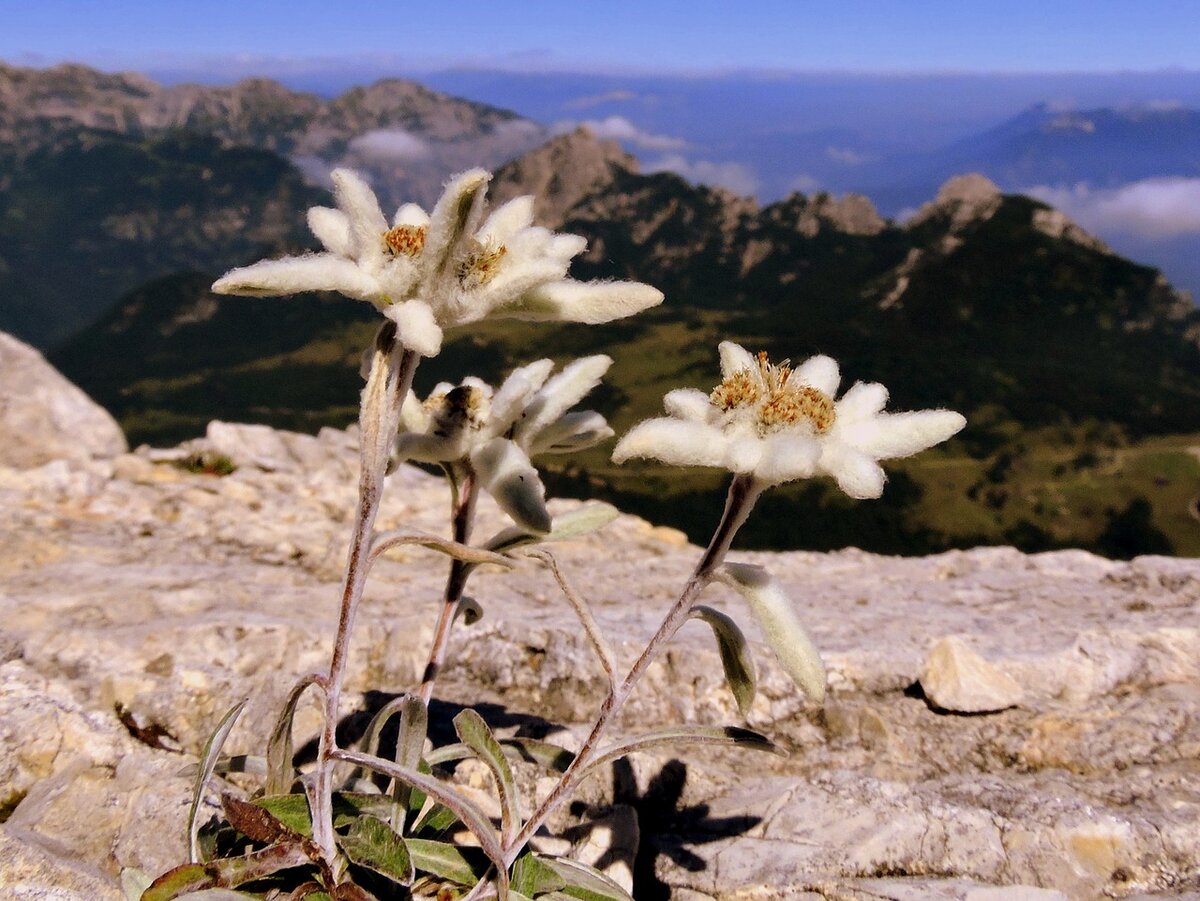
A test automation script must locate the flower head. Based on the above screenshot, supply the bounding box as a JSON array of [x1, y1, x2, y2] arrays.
[[212, 169, 663, 358], [613, 341, 965, 498], [395, 355, 614, 532]]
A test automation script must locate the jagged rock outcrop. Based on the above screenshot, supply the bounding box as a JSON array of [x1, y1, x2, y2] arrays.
[[490, 125, 640, 225], [0, 409, 1196, 898], [908, 173, 1004, 228], [0, 331, 126, 467]]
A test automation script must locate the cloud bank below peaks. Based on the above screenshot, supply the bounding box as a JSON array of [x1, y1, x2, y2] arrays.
[[1026, 177, 1200, 240], [551, 115, 686, 151]]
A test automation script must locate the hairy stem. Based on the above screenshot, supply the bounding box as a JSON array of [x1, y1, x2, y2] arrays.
[[502, 473, 762, 864], [312, 322, 419, 865], [418, 462, 480, 705]]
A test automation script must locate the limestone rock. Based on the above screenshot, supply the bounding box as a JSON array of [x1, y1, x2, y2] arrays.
[[0, 331, 127, 468], [0, 423, 1195, 899], [919, 636, 1024, 713]]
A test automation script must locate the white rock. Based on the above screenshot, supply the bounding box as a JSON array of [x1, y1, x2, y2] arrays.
[[919, 636, 1024, 713], [0, 331, 127, 467]]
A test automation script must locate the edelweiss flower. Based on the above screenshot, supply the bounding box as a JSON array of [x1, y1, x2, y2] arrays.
[[212, 168, 662, 357], [395, 355, 614, 532], [613, 341, 965, 498]]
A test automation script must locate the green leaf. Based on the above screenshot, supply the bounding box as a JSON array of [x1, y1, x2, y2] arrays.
[[267, 674, 323, 796], [690, 605, 757, 716], [406, 838, 489, 885], [718, 563, 826, 703], [581, 725, 783, 780], [510, 853, 565, 896], [455, 595, 484, 625], [222, 794, 299, 845], [253, 793, 313, 837], [143, 843, 313, 900], [333, 749, 506, 879], [538, 856, 634, 901], [452, 710, 522, 844], [189, 697, 247, 864], [484, 503, 620, 554], [391, 697, 428, 833], [337, 815, 415, 885], [426, 737, 575, 774]]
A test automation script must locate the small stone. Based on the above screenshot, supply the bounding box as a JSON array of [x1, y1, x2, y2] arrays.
[[918, 636, 1023, 713]]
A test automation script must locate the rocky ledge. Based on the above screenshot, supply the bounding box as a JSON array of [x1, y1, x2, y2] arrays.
[[0, 342, 1197, 900]]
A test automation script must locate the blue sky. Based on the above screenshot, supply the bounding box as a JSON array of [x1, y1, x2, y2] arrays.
[[3, 0, 1200, 75]]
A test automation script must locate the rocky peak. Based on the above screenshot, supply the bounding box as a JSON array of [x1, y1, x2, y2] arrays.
[[490, 126, 639, 226], [908, 173, 1004, 229], [769, 190, 886, 237], [0, 331, 127, 467]]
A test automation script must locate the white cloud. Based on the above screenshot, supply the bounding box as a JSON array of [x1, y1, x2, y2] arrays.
[[563, 89, 638, 110], [645, 154, 760, 197], [491, 119, 546, 142], [290, 154, 335, 189], [347, 128, 432, 162], [552, 115, 687, 151], [825, 146, 870, 165], [788, 173, 822, 194], [1026, 177, 1200, 239]]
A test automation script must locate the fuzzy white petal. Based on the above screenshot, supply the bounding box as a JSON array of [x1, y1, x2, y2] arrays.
[[399, 390, 429, 433], [835, 381, 889, 424], [753, 434, 821, 485], [307, 206, 354, 257], [473, 257, 571, 322], [840, 410, 966, 460], [663, 389, 713, 423], [332, 169, 387, 264], [794, 355, 840, 397], [514, 355, 612, 445], [496, 279, 664, 324], [612, 419, 732, 468], [395, 432, 463, 464], [478, 195, 535, 243], [719, 563, 826, 703], [818, 443, 887, 499], [485, 359, 556, 439], [212, 254, 380, 299], [424, 168, 491, 283], [471, 438, 551, 534], [530, 411, 612, 455], [547, 233, 588, 262], [718, 341, 757, 380], [393, 202, 430, 227], [383, 301, 443, 357], [724, 438, 763, 475]]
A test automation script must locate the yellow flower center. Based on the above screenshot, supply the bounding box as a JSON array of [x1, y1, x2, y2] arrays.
[[425, 385, 487, 437], [383, 224, 427, 257], [457, 240, 507, 289], [710, 350, 836, 435]]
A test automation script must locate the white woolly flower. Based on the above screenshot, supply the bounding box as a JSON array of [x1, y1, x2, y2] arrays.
[[612, 341, 965, 498], [212, 168, 663, 358], [395, 355, 614, 533]]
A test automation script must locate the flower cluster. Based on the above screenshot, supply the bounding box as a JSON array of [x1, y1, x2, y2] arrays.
[[213, 168, 663, 357], [395, 356, 614, 533], [614, 341, 965, 498]]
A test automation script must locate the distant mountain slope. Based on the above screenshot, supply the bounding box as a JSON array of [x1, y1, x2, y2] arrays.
[[863, 102, 1200, 212], [0, 128, 322, 347], [0, 61, 548, 211], [0, 61, 550, 347]]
